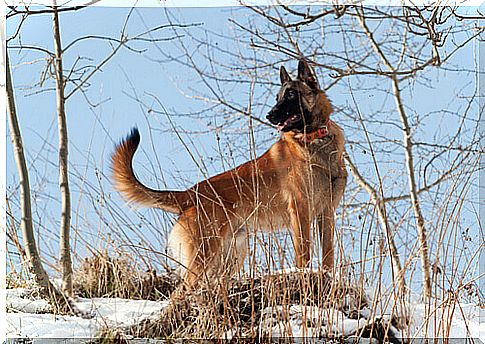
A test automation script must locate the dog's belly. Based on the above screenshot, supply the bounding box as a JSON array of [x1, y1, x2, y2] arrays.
[[245, 213, 289, 233], [234, 201, 289, 233]]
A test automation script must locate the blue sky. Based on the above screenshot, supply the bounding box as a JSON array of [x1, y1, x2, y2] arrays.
[[6, 5, 482, 294]]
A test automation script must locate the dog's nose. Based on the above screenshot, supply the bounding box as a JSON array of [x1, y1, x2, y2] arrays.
[[267, 110, 275, 121]]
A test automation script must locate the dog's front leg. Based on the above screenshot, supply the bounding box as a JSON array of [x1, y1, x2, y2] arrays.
[[317, 208, 334, 270], [331, 175, 347, 210], [288, 198, 311, 268], [318, 174, 346, 270]]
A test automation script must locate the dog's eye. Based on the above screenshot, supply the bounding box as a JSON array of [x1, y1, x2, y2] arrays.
[[287, 90, 296, 99]]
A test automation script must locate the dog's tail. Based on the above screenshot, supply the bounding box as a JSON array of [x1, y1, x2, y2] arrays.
[[111, 128, 190, 214]]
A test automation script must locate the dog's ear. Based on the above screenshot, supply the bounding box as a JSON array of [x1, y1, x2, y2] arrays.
[[280, 65, 292, 84], [297, 60, 320, 90]]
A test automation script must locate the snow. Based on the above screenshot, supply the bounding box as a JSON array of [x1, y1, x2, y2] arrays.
[[5, 287, 484, 340], [407, 302, 484, 340], [260, 305, 375, 338], [7, 313, 97, 339], [6, 288, 51, 314], [74, 297, 169, 328], [6, 289, 169, 340]]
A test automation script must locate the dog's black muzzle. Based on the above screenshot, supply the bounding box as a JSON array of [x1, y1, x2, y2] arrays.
[[266, 108, 278, 124], [267, 102, 287, 125]]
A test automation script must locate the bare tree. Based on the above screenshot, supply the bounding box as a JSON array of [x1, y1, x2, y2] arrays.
[[355, 5, 432, 298], [52, 3, 74, 298], [6, 4, 196, 298], [6, 50, 72, 312]]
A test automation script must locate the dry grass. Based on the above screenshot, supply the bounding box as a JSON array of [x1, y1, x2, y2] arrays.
[[63, 248, 406, 341], [73, 251, 179, 301], [7, 271, 30, 289], [120, 269, 376, 340]]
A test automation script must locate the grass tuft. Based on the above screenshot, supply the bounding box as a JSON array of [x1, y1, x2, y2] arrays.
[[73, 251, 178, 300]]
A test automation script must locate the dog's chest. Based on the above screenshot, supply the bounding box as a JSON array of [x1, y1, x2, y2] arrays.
[[307, 136, 344, 179]]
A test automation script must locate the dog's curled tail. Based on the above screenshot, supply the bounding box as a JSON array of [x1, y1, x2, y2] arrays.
[[111, 128, 189, 214]]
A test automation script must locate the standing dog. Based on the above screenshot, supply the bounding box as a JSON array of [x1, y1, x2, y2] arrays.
[[111, 60, 347, 292]]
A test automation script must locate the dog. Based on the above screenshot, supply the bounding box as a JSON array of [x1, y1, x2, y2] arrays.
[[111, 59, 347, 294]]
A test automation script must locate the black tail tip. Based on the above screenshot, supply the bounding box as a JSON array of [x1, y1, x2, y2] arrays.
[[126, 127, 140, 146]]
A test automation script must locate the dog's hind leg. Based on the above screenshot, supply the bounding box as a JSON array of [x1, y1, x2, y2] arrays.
[[165, 210, 226, 327], [222, 229, 248, 278], [169, 207, 233, 290], [168, 219, 195, 282]]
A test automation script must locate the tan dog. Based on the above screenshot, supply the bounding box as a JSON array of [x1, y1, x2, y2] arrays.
[[111, 60, 347, 293]]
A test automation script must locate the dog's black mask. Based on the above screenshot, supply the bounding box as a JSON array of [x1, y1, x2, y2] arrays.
[[267, 85, 312, 133]]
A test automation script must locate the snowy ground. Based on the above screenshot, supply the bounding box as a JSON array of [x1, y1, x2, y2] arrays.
[[258, 302, 484, 340], [4, 287, 484, 341], [6, 288, 168, 340]]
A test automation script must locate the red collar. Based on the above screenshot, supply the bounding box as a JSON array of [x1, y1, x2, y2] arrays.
[[302, 120, 332, 143]]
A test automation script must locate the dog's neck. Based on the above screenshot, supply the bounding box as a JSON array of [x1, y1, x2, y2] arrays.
[[292, 119, 333, 144]]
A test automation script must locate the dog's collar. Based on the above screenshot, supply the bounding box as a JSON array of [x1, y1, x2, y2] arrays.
[[302, 120, 332, 143]]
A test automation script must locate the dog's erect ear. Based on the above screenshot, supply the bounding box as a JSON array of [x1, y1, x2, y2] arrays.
[[297, 60, 320, 90], [280, 65, 292, 85]]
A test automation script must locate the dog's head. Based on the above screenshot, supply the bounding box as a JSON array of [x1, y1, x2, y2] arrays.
[[267, 60, 332, 133]]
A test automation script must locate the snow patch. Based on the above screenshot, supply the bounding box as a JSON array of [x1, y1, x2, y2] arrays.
[[7, 313, 97, 339], [75, 297, 169, 327], [260, 305, 367, 338], [6, 289, 169, 339], [6, 287, 484, 341], [6, 288, 52, 314], [407, 302, 484, 340]]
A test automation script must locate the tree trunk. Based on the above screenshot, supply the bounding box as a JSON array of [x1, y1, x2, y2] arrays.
[[6, 50, 70, 311], [391, 76, 432, 299], [52, 4, 74, 298], [6, 51, 53, 291], [356, 9, 432, 299]]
